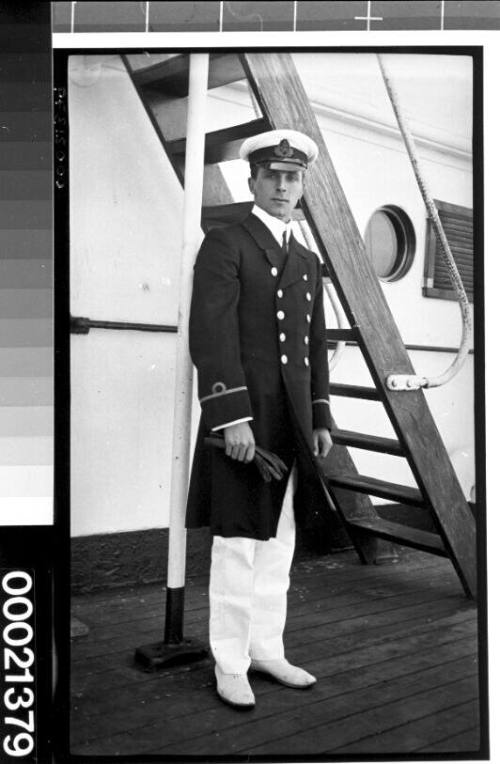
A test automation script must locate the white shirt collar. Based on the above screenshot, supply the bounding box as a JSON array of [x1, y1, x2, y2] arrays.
[[251, 204, 293, 247]]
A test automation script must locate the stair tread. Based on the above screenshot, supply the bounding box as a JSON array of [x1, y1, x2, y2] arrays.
[[132, 52, 245, 96], [326, 329, 357, 342], [347, 517, 447, 556], [168, 118, 269, 164], [330, 428, 404, 455], [327, 473, 423, 505], [202, 202, 305, 228], [329, 383, 380, 400]]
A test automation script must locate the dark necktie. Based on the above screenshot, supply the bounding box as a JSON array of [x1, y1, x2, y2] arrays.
[[282, 230, 288, 256]]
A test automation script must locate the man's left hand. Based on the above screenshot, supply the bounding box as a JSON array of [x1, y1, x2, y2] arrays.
[[313, 428, 333, 459]]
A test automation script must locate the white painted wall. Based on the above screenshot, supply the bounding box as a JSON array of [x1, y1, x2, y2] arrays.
[[69, 55, 183, 325], [69, 55, 186, 536], [70, 52, 476, 537]]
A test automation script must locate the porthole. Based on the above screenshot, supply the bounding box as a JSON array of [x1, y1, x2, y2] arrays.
[[364, 205, 415, 282]]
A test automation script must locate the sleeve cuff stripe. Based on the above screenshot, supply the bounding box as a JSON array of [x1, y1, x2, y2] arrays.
[[200, 385, 248, 404], [212, 416, 253, 432]]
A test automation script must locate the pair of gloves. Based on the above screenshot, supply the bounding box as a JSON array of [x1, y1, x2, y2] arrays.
[[204, 436, 288, 483]]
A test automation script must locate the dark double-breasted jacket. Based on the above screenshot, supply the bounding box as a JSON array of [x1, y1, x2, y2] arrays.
[[186, 212, 332, 540]]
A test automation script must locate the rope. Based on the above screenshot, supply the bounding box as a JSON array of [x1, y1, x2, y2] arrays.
[[376, 54, 473, 391]]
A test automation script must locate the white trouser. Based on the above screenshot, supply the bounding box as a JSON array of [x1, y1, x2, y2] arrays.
[[209, 465, 297, 675]]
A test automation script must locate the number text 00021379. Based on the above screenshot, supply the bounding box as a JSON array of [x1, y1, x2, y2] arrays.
[[1, 572, 36, 759]]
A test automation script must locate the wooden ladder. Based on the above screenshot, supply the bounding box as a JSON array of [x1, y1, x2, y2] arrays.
[[123, 52, 477, 599]]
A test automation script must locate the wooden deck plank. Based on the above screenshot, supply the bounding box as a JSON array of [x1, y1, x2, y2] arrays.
[[71, 597, 472, 711], [71, 619, 476, 748], [71, 610, 475, 713], [70, 552, 481, 757], [70, 549, 447, 616], [334, 698, 480, 754], [70, 554, 456, 646], [158, 654, 478, 755], [287, 601, 473, 657], [72, 568, 452, 647], [247, 676, 478, 755], [72, 642, 477, 755], [70, 562, 471, 681], [71, 572, 467, 670], [286, 585, 466, 633], [71, 574, 462, 661], [74, 635, 474, 731], [415, 725, 482, 753]]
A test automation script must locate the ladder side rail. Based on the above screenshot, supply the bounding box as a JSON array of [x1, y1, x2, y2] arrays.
[[240, 52, 476, 597]]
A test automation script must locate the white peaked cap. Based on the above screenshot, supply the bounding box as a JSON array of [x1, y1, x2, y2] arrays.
[[239, 129, 319, 170]]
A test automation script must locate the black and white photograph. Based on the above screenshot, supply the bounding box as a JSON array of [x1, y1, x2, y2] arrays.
[[63, 45, 485, 758], [3, 0, 500, 761]]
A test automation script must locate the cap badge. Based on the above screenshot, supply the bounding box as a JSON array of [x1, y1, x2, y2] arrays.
[[274, 139, 294, 158]]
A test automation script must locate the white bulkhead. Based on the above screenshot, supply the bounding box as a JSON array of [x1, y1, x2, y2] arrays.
[[69, 52, 474, 538]]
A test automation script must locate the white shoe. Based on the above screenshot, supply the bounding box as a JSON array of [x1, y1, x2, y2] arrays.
[[214, 665, 256, 709], [250, 658, 317, 688]]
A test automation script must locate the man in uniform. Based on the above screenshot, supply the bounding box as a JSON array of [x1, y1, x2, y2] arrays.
[[186, 129, 333, 709]]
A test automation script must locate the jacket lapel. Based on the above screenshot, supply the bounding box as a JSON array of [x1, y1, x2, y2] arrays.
[[241, 215, 309, 285], [241, 213, 282, 268]]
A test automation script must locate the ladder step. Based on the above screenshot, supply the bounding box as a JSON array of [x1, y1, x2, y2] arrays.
[[132, 53, 245, 96], [330, 428, 404, 455], [168, 118, 269, 164], [321, 263, 331, 280], [329, 383, 379, 400], [202, 202, 252, 228], [202, 202, 305, 229], [327, 329, 357, 343], [347, 517, 448, 556], [327, 473, 424, 505]]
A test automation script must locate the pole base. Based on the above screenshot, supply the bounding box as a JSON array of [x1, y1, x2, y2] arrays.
[[135, 638, 208, 672]]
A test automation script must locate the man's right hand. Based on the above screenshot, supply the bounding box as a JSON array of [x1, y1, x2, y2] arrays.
[[224, 422, 255, 463]]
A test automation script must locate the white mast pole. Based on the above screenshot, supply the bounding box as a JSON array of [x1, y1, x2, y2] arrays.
[[164, 53, 209, 643]]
